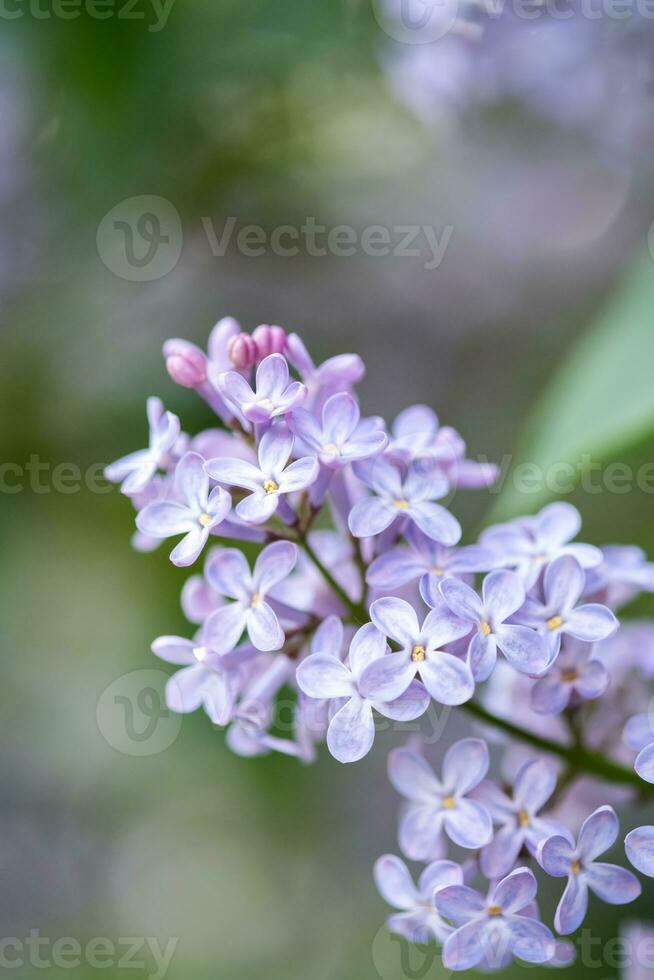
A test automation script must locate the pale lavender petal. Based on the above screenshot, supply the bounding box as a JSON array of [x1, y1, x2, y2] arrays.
[[348, 497, 396, 538], [205, 456, 263, 492], [296, 654, 354, 699], [442, 737, 489, 795], [279, 456, 319, 492], [625, 826, 654, 877], [531, 673, 570, 715], [491, 867, 537, 914], [635, 743, 654, 783], [205, 548, 251, 599], [271, 381, 307, 416], [327, 695, 375, 763], [256, 353, 289, 398], [236, 491, 278, 524], [508, 917, 556, 964], [399, 804, 445, 861], [253, 540, 298, 593], [217, 370, 255, 409], [358, 651, 416, 702], [165, 665, 205, 713], [387, 747, 442, 801], [420, 652, 475, 705], [354, 457, 403, 497], [404, 465, 449, 503], [410, 501, 461, 546], [206, 485, 231, 522], [585, 863, 641, 904], [435, 884, 486, 926], [439, 577, 483, 623], [538, 502, 581, 547], [423, 604, 471, 648], [202, 672, 237, 727], [442, 920, 485, 972], [444, 798, 493, 849], [578, 805, 619, 861], [565, 604, 619, 642], [151, 635, 195, 665], [624, 713, 654, 751], [576, 660, 609, 700], [322, 392, 359, 443], [468, 632, 496, 682], [496, 624, 550, 675], [483, 569, 525, 624], [247, 601, 284, 651], [419, 859, 464, 897], [369, 597, 420, 647], [538, 835, 575, 877], [348, 622, 386, 677], [203, 602, 247, 652], [316, 351, 365, 387], [288, 408, 322, 451], [514, 758, 558, 812], [340, 428, 388, 461], [544, 554, 585, 613], [555, 874, 588, 935], [136, 501, 193, 538], [374, 854, 420, 910], [563, 542, 603, 568], [393, 404, 439, 443], [175, 452, 209, 510], [480, 824, 525, 880], [311, 615, 344, 658], [375, 681, 430, 722], [170, 525, 208, 567], [367, 547, 428, 589], [257, 425, 293, 474]]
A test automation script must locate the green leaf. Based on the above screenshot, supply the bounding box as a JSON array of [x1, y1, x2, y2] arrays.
[[488, 253, 654, 520]]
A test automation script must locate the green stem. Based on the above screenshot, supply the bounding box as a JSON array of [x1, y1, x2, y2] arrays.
[[462, 699, 653, 795], [299, 533, 368, 623]]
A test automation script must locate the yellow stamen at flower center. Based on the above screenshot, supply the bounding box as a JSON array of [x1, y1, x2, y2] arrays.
[[562, 669, 579, 683], [258, 398, 275, 412], [547, 615, 564, 631], [394, 499, 409, 510], [487, 905, 503, 917], [193, 646, 209, 662], [198, 512, 213, 527], [518, 809, 531, 828], [263, 479, 279, 494], [411, 644, 426, 662], [442, 796, 456, 810], [571, 859, 582, 875], [431, 566, 445, 576], [250, 592, 261, 608], [323, 443, 340, 456], [480, 620, 492, 637]]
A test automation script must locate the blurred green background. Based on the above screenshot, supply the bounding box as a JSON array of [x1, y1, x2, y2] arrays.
[[2, 2, 654, 978]]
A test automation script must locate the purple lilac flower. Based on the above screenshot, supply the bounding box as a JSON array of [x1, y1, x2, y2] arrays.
[[205, 426, 318, 524], [366, 524, 495, 592], [374, 854, 463, 944], [481, 503, 602, 588], [435, 867, 556, 971], [201, 541, 298, 651], [290, 392, 387, 469], [135, 452, 232, 567], [474, 758, 568, 879], [217, 353, 306, 424], [297, 621, 429, 763], [435, 569, 549, 681], [360, 596, 474, 705], [625, 826, 654, 878], [521, 555, 619, 660], [387, 740, 493, 858], [152, 634, 257, 725], [538, 805, 641, 935], [585, 545, 654, 609], [623, 713, 654, 784], [105, 397, 180, 496], [531, 638, 609, 715], [225, 655, 300, 758], [348, 457, 461, 544]]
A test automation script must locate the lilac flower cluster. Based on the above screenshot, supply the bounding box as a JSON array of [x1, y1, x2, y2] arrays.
[[108, 321, 654, 971]]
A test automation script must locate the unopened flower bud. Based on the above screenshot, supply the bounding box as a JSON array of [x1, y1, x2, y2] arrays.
[[228, 332, 258, 369], [163, 339, 207, 388], [252, 324, 286, 359]]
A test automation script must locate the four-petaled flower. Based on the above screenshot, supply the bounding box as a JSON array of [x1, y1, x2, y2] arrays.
[[374, 854, 463, 944], [105, 397, 180, 496], [348, 458, 461, 544], [387, 740, 493, 859], [531, 638, 609, 715], [296, 619, 430, 763], [538, 805, 641, 934], [205, 426, 318, 524], [360, 596, 474, 705], [366, 525, 495, 591], [520, 555, 618, 660], [475, 758, 568, 879], [200, 541, 298, 651], [290, 391, 387, 468], [436, 569, 549, 681], [217, 352, 307, 424], [434, 867, 556, 972], [136, 452, 231, 566]]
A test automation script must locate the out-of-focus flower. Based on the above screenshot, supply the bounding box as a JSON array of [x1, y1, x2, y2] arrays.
[[105, 397, 180, 496], [531, 637, 609, 715], [374, 854, 462, 943]]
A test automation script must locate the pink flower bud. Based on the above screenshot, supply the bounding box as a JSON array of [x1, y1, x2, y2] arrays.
[[251, 324, 287, 359], [163, 339, 207, 389], [228, 333, 258, 370]]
